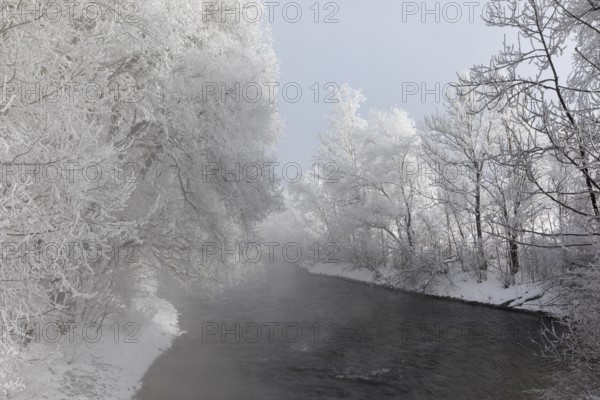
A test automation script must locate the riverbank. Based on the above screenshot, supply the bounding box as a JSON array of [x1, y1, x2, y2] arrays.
[[301, 262, 564, 317], [10, 276, 180, 400]]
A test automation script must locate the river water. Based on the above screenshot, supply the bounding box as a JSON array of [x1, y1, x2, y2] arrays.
[[135, 263, 556, 400]]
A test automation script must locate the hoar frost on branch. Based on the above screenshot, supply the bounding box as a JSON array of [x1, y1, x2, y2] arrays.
[[292, 2, 600, 397], [0, 0, 282, 392]]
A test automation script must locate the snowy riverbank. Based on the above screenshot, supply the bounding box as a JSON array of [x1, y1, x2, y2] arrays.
[[10, 281, 180, 400], [302, 262, 564, 317]]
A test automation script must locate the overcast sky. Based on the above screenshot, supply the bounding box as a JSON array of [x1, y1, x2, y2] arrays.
[[268, 0, 507, 169]]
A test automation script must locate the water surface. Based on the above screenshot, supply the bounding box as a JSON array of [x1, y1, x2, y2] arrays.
[[135, 263, 555, 399]]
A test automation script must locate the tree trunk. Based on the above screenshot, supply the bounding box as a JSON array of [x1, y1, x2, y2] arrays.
[[508, 232, 519, 276], [475, 165, 487, 272]]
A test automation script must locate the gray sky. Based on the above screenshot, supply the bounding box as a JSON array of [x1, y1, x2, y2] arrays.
[[269, 0, 507, 169]]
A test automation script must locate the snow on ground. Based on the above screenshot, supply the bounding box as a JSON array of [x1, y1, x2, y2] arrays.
[[304, 262, 564, 316], [10, 274, 180, 400]]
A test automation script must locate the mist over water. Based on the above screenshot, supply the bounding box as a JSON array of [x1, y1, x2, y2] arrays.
[[135, 263, 556, 400]]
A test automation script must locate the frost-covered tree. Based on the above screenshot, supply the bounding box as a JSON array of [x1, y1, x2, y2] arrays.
[[291, 85, 423, 271], [0, 0, 282, 392], [422, 88, 496, 277], [464, 0, 600, 225], [135, 0, 283, 288], [458, 0, 600, 396]]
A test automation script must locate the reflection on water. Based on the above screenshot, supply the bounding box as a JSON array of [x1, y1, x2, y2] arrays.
[[135, 263, 556, 400]]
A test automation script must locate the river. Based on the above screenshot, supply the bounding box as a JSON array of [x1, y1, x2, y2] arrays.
[[134, 263, 556, 399]]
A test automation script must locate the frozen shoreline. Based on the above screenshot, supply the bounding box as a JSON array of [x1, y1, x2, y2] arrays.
[[301, 262, 564, 317], [11, 289, 180, 400]]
